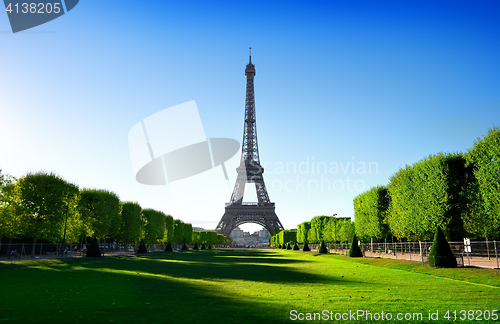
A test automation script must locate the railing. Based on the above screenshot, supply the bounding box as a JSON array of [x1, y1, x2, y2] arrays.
[[292, 241, 500, 269]]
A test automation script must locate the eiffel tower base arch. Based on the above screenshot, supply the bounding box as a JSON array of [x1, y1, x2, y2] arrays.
[[216, 204, 284, 237]]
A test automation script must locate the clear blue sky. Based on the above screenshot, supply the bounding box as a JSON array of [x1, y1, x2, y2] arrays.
[[1, 0, 499, 233]]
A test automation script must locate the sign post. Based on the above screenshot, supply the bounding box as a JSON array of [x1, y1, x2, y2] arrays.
[[464, 238, 471, 266], [494, 240, 499, 269]]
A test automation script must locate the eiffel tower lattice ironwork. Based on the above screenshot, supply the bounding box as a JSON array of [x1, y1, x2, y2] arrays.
[[216, 49, 284, 237]]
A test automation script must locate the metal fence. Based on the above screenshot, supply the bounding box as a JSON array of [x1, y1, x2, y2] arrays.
[[302, 241, 499, 269], [0, 242, 174, 261]]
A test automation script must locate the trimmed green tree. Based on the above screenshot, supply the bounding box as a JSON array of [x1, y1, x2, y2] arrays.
[[165, 242, 173, 252], [348, 234, 363, 257], [16, 172, 78, 257], [302, 242, 310, 252], [193, 242, 199, 250], [118, 202, 142, 244], [143, 209, 166, 244], [297, 222, 311, 245], [86, 237, 101, 257], [293, 242, 300, 250], [286, 243, 291, 250], [137, 239, 148, 254], [465, 126, 500, 240], [428, 226, 457, 268], [354, 186, 390, 242], [318, 240, 328, 253]]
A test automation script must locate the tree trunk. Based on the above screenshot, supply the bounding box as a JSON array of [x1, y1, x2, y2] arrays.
[[486, 237, 490, 260], [419, 240, 423, 265], [32, 236, 37, 258], [5, 236, 14, 259]]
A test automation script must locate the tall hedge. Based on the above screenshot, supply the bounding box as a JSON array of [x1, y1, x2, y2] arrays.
[[297, 222, 310, 244], [386, 153, 472, 241], [142, 209, 166, 243], [465, 126, 500, 240], [353, 186, 390, 242], [119, 202, 142, 244], [309, 216, 331, 243], [77, 189, 121, 241]]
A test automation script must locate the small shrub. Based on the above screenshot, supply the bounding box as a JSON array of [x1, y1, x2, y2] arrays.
[[348, 234, 363, 257], [286, 243, 292, 250], [193, 242, 199, 250], [281, 243, 287, 250], [137, 239, 148, 254], [293, 243, 300, 250], [318, 241, 328, 254], [181, 243, 188, 251], [201, 243, 206, 250], [86, 237, 101, 257], [165, 242, 173, 252], [428, 226, 457, 268], [302, 242, 310, 252]]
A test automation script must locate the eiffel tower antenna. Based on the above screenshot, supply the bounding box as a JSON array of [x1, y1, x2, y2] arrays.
[[216, 51, 284, 237]]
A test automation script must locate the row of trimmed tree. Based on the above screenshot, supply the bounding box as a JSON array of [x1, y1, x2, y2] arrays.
[[192, 230, 227, 248], [0, 170, 203, 251], [270, 215, 356, 247], [270, 126, 499, 256], [354, 126, 500, 244]]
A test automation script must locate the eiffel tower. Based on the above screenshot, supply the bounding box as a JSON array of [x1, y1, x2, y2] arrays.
[[216, 49, 284, 237]]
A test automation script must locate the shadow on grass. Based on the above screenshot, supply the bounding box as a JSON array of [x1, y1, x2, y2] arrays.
[[0, 249, 370, 323]]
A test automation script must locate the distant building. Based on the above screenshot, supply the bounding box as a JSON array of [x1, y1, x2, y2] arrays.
[[193, 227, 204, 231], [230, 226, 244, 239], [259, 229, 270, 238], [229, 226, 270, 245]]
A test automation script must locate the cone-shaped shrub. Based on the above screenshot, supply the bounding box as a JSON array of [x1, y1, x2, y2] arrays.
[[207, 244, 212, 250], [165, 242, 173, 252], [302, 242, 310, 252], [201, 243, 206, 250], [86, 237, 101, 257], [293, 242, 300, 250], [277, 244, 281, 249], [318, 240, 328, 254], [348, 234, 363, 257], [282, 243, 287, 249], [137, 239, 148, 254], [193, 242, 199, 250], [181, 243, 188, 251], [286, 243, 292, 250], [428, 226, 457, 268]]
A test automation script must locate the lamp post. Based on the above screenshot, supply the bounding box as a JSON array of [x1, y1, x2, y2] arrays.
[[332, 213, 337, 248]]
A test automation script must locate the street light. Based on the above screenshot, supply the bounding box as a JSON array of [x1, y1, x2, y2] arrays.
[[333, 213, 338, 244]]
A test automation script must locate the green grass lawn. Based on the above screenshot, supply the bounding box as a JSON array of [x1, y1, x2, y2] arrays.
[[0, 249, 498, 323]]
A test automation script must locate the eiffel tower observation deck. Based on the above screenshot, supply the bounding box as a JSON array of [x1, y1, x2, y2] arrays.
[[216, 49, 284, 237]]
